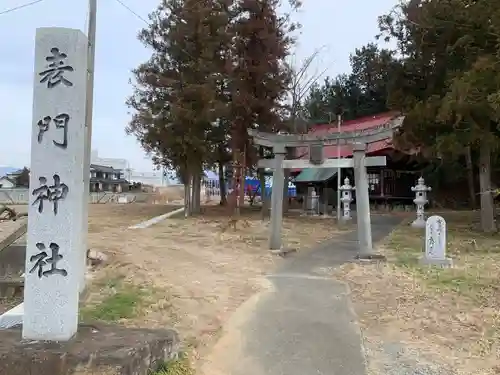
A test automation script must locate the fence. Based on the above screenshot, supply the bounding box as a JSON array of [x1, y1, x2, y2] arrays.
[[0, 189, 162, 205]]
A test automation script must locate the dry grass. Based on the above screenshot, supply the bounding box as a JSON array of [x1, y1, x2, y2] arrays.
[[332, 212, 500, 375], [88, 204, 181, 233], [84, 204, 352, 364]]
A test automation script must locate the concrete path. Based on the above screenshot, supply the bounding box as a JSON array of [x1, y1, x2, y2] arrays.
[[202, 215, 402, 375]]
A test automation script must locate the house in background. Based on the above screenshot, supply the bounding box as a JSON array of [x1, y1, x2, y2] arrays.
[[0, 166, 18, 178], [91, 149, 170, 187], [0, 164, 130, 193], [6, 169, 24, 180], [0, 168, 30, 188], [0, 176, 16, 189], [90, 164, 129, 193]]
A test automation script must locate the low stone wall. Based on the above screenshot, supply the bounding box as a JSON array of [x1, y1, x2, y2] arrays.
[[0, 189, 155, 205]]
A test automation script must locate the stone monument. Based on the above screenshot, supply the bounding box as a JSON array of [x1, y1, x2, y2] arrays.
[[420, 215, 452, 267], [23, 27, 89, 341], [305, 187, 319, 216], [0, 26, 181, 375]]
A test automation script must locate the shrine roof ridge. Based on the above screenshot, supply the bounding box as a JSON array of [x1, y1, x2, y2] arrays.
[[249, 115, 404, 148]]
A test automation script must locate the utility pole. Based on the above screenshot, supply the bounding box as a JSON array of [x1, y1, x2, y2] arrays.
[[336, 114, 342, 221], [85, 0, 97, 142], [80, 0, 97, 292], [83, 0, 97, 194]]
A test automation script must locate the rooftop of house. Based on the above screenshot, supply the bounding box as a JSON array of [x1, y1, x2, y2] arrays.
[[6, 169, 24, 176], [90, 164, 122, 173], [0, 176, 15, 183], [90, 177, 129, 184], [297, 112, 401, 159]]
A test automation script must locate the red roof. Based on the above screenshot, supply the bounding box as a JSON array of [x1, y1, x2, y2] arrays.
[[297, 112, 397, 160]]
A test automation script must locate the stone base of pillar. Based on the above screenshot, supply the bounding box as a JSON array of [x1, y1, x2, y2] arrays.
[[411, 218, 426, 228], [354, 253, 387, 262], [0, 323, 179, 375], [270, 247, 297, 257], [419, 256, 453, 268]]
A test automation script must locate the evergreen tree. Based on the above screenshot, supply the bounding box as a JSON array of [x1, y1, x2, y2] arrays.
[[127, 0, 230, 214], [379, 0, 500, 231], [302, 43, 397, 123]]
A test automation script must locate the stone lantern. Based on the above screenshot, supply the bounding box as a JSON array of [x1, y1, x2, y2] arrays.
[[411, 177, 431, 228], [339, 177, 355, 220]]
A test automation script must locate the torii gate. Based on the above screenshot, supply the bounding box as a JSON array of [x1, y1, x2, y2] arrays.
[[248, 116, 403, 255]]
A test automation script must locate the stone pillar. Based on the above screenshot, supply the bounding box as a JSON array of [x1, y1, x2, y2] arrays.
[[352, 142, 373, 254], [23, 27, 89, 341], [269, 147, 286, 250]]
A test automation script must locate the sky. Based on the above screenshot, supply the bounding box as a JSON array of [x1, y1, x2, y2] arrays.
[[0, 0, 397, 171]]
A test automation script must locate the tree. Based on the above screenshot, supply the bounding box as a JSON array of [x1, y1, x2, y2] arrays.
[[227, 0, 299, 214], [127, 0, 230, 215], [302, 43, 396, 123], [286, 47, 328, 133], [348, 43, 397, 116], [379, 0, 500, 232], [128, 0, 300, 216]]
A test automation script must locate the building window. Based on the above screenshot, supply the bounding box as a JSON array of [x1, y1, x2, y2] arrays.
[[368, 172, 380, 194], [382, 170, 395, 196]]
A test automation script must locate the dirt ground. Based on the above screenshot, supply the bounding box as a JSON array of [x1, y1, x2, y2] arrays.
[[330, 212, 500, 375], [84, 204, 352, 363], [0, 204, 180, 314]]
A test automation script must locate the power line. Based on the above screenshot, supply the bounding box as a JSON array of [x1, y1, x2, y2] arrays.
[[0, 0, 43, 16], [113, 0, 149, 25]]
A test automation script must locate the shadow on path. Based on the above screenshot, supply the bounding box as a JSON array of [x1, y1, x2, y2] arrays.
[[202, 215, 403, 375]]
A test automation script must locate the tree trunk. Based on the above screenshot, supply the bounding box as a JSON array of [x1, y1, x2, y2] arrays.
[[195, 176, 201, 212], [479, 141, 496, 232], [232, 151, 241, 217], [282, 172, 289, 212], [259, 169, 268, 220], [184, 175, 191, 217], [282, 147, 293, 212], [257, 147, 269, 220], [218, 161, 227, 206], [238, 149, 246, 208], [465, 146, 476, 209], [191, 174, 201, 214]]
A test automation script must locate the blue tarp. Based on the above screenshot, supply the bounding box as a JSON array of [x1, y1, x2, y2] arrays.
[[246, 177, 296, 197]]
